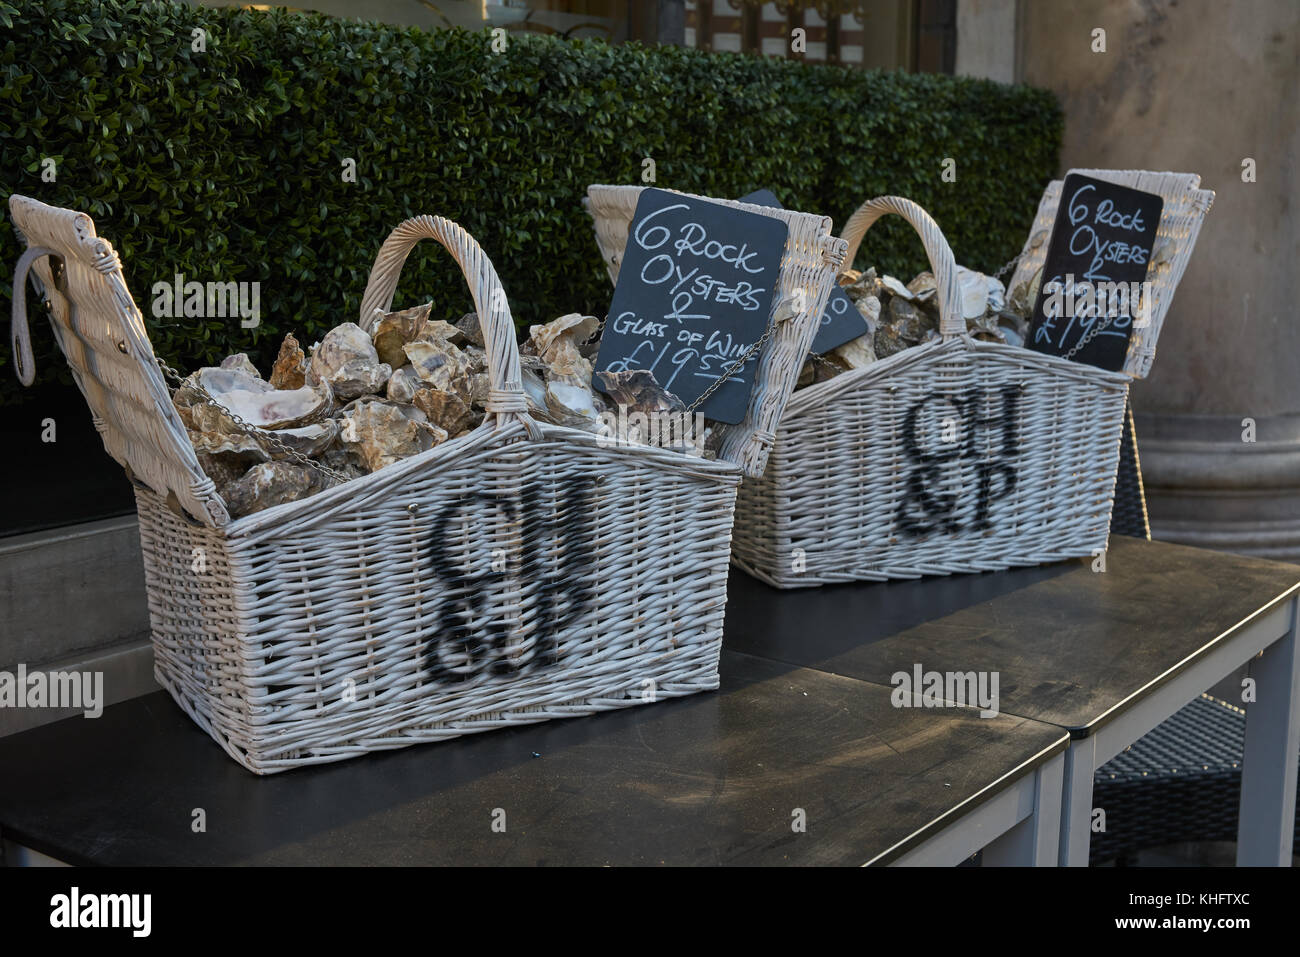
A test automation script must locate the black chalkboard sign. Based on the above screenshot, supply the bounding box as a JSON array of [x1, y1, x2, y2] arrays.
[[739, 189, 870, 354], [1027, 174, 1164, 371], [592, 188, 789, 424]]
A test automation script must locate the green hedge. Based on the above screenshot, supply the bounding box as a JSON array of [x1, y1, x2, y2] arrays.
[[0, 0, 1062, 404]]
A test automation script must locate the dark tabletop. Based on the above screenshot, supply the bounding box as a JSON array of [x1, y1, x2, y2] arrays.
[[3, 537, 1294, 866], [0, 651, 1065, 866], [725, 537, 1300, 735]]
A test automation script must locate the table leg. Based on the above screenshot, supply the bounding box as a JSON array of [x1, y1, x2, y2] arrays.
[[1058, 735, 1096, 867], [983, 751, 1064, 866], [1236, 597, 1300, 866]]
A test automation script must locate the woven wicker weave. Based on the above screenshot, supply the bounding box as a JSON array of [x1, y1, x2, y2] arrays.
[[709, 174, 1211, 587], [1091, 694, 1300, 865], [9, 194, 829, 773]]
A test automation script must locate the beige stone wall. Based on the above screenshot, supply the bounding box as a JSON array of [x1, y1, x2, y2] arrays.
[[956, 0, 1017, 83], [1018, 0, 1298, 418]]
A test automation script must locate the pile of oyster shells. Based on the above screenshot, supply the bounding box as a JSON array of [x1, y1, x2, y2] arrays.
[[796, 264, 1040, 389], [175, 307, 695, 518]]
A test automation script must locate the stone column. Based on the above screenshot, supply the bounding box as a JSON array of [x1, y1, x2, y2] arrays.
[[1012, 0, 1300, 559]]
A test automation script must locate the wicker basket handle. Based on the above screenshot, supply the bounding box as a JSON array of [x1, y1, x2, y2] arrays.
[[357, 216, 535, 432], [839, 196, 964, 339]]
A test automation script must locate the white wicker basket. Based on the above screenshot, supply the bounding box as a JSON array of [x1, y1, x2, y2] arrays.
[[8, 192, 841, 773], [584, 173, 1213, 587], [723, 172, 1213, 586]]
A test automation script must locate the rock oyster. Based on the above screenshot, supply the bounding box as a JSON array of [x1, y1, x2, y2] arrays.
[[181, 367, 332, 432], [411, 387, 480, 436], [309, 322, 392, 401], [593, 369, 685, 415], [530, 313, 600, 382], [220, 353, 261, 378], [223, 461, 322, 518], [370, 303, 433, 369], [269, 333, 308, 390], [338, 399, 446, 472], [403, 339, 473, 394]]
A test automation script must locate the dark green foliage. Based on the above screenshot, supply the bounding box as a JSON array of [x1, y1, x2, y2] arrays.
[[0, 0, 1062, 405]]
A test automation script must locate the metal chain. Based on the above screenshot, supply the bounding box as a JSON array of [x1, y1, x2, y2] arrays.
[[684, 320, 778, 418], [155, 358, 350, 486], [1062, 312, 1120, 362], [993, 252, 1024, 281]]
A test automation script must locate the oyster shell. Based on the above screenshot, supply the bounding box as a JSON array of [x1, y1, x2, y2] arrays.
[[593, 369, 685, 415], [185, 367, 332, 432], [450, 371, 491, 409], [196, 451, 250, 491], [416, 319, 467, 346], [318, 446, 369, 481], [906, 272, 937, 302], [843, 266, 880, 300], [386, 365, 423, 404], [223, 461, 322, 518], [270, 421, 339, 458], [545, 380, 601, 428], [997, 310, 1029, 348], [455, 311, 485, 348], [1007, 265, 1043, 320], [338, 399, 446, 472], [370, 303, 433, 369], [220, 353, 261, 378], [854, 293, 882, 326], [309, 322, 392, 401], [269, 333, 308, 390], [520, 367, 558, 423], [880, 275, 915, 301], [461, 345, 489, 376], [955, 267, 992, 320], [411, 387, 480, 435], [888, 297, 936, 341], [403, 339, 473, 394], [188, 426, 264, 458], [986, 275, 1007, 314], [530, 313, 601, 382], [831, 334, 877, 369]]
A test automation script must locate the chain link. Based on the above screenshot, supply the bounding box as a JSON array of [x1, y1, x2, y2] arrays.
[[1061, 313, 1120, 363], [993, 252, 1024, 281], [155, 358, 350, 487], [683, 320, 778, 418]]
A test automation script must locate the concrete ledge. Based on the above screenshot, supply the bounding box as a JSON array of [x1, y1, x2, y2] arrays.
[[0, 634, 158, 738], [1, 516, 151, 669]]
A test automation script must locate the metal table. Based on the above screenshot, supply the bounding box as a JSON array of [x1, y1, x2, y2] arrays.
[[0, 650, 1065, 866], [2, 537, 1293, 867], [726, 537, 1300, 866]]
